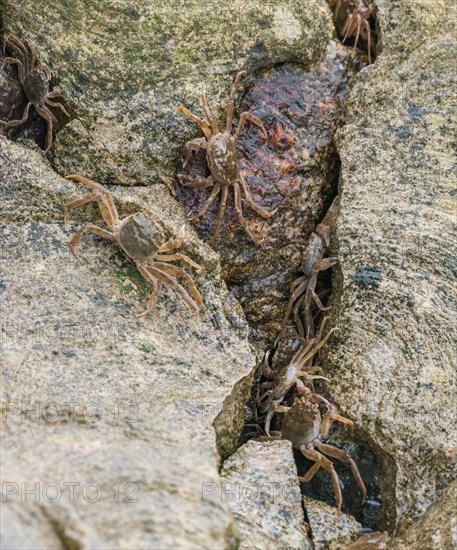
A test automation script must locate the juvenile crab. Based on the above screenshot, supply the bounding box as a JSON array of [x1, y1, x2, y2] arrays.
[[259, 395, 367, 514], [0, 34, 69, 153], [64, 174, 203, 318], [177, 70, 277, 245], [283, 200, 338, 338], [329, 0, 376, 63], [257, 317, 335, 434]]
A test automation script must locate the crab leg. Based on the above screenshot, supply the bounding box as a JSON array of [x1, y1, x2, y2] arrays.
[[63, 193, 98, 226], [1, 101, 31, 128], [47, 87, 63, 99], [137, 280, 161, 318], [283, 275, 309, 328], [364, 19, 372, 63], [2, 57, 25, 82], [257, 435, 281, 442], [295, 328, 335, 368], [239, 174, 277, 218], [65, 175, 120, 228], [316, 442, 367, 503], [176, 105, 212, 138], [191, 183, 221, 221], [236, 111, 268, 140], [201, 89, 219, 134], [23, 39, 37, 70], [46, 99, 70, 117], [209, 185, 228, 245], [155, 254, 202, 271], [153, 262, 203, 309], [298, 447, 343, 514], [68, 224, 115, 255], [185, 176, 214, 189], [226, 70, 246, 133], [233, 181, 262, 244], [135, 265, 162, 316], [320, 412, 353, 438], [4, 34, 27, 75], [143, 265, 200, 317], [34, 104, 54, 154], [352, 15, 362, 53], [294, 289, 310, 338]]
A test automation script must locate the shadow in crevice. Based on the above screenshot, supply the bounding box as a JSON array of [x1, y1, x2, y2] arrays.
[[0, 41, 72, 152]]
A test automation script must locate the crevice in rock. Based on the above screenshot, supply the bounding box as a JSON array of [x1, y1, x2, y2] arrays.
[[327, 0, 378, 64], [0, 47, 72, 153], [209, 39, 390, 544]]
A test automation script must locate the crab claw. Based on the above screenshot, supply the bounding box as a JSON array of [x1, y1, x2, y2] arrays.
[[328, 413, 354, 426]]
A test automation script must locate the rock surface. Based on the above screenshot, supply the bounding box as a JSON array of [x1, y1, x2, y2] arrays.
[[387, 480, 457, 549], [2, 0, 333, 186], [220, 440, 311, 549], [323, 0, 457, 533], [0, 0, 343, 546], [0, 138, 255, 549], [303, 495, 361, 549], [177, 43, 362, 344]]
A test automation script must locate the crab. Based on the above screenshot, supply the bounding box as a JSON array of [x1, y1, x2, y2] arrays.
[[329, 0, 376, 63], [257, 317, 335, 434], [64, 174, 203, 318], [176, 70, 277, 245], [0, 34, 69, 153], [259, 395, 367, 514], [283, 200, 338, 338]]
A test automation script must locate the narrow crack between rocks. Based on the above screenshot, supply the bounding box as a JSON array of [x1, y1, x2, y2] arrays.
[[205, 10, 388, 542]]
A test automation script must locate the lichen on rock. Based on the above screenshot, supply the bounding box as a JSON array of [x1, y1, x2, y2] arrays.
[[2, 0, 333, 185], [323, 0, 457, 532]]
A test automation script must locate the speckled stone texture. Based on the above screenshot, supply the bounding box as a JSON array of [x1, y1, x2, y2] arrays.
[[2, 0, 333, 186], [387, 480, 457, 549], [221, 440, 311, 549], [303, 495, 361, 549], [0, 138, 255, 548], [323, 0, 457, 534]]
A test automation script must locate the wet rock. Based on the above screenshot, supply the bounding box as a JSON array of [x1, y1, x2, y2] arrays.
[[0, 50, 65, 148], [177, 43, 362, 344], [323, 0, 457, 533], [0, 47, 27, 138], [221, 440, 311, 549], [0, 138, 255, 548], [2, 0, 334, 185], [387, 480, 457, 550], [297, 438, 382, 527], [303, 495, 362, 549]]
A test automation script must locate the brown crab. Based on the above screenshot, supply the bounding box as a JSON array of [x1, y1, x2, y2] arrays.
[[0, 34, 69, 153], [329, 0, 376, 63], [177, 70, 277, 245], [283, 200, 338, 338], [64, 174, 203, 318], [259, 395, 367, 514], [257, 317, 335, 434]]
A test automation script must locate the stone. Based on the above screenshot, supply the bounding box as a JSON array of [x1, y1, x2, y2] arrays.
[[2, 0, 334, 185], [176, 42, 362, 345], [220, 440, 311, 549], [387, 480, 457, 550], [303, 495, 362, 549], [0, 138, 254, 548], [323, 0, 457, 533]]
